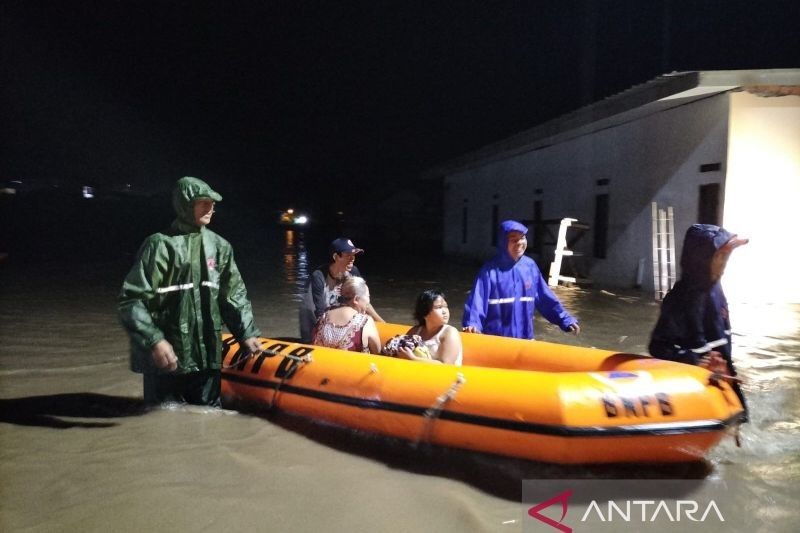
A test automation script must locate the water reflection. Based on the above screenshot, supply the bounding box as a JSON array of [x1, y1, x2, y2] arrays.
[[282, 229, 308, 302], [1, 253, 799, 531]]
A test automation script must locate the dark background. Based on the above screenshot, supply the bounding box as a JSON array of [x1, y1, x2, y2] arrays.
[[1, 1, 798, 260]]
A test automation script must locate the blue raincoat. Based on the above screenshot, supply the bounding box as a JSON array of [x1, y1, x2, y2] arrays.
[[649, 224, 747, 415], [462, 220, 577, 339]]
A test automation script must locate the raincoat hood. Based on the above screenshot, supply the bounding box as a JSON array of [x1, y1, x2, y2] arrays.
[[495, 220, 529, 267], [680, 224, 734, 286], [172, 177, 223, 228]]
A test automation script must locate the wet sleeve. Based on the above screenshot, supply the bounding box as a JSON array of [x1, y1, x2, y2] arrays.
[[533, 267, 577, 331], [649, 339, 701, 365], [683, 292, 713, 358], [117, 239, 166, 350], [310, 270, 328, 318], [462, 269, 489, 332], [219, 246, 261, 341], [648, 291, 706, 365]]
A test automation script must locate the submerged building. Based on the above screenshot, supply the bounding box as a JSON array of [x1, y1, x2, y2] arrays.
[[430, 69, 800, 303]]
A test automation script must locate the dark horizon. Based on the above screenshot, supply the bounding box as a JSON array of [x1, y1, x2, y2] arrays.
[[3, 1, 798, 204]]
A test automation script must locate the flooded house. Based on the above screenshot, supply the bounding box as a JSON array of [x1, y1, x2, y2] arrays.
[[429, 69, 800, 302]]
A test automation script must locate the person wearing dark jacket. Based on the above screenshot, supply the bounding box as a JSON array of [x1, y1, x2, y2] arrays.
[[298, 237, 383, 343], [118, 177, 262, 406], [649, 223, 749, 415], [462, 220, 579, 340]]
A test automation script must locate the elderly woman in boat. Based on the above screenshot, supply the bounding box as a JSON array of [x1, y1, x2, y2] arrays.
[[298, 237, 384, 343], [312, 276, 381, 354], [396, 289, 463, 365]]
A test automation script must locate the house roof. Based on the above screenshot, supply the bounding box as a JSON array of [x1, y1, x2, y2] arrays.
[[423, 69, 800, 178]]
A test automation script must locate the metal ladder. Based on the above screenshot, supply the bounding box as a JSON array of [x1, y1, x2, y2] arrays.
[[651, 202, 676, 300]]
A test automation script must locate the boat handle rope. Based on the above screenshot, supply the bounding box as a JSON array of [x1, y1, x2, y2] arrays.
[[708, 372, 742, 386], [415, 373, 466, 446], [222, 348, 314, 370], [707, 373, 744, 448], [223, 349, 271, 369], [266, 353, 314, 411]]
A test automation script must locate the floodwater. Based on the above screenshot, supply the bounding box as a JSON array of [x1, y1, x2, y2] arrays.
[[1, 228, 798, 532]]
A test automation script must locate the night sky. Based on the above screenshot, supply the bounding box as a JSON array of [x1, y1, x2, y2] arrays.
[[2, 1, 798, 209]]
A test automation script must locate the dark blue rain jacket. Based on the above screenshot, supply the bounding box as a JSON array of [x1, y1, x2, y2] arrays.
[[462, 220, 577, 339], [649, 224, 747, 414]]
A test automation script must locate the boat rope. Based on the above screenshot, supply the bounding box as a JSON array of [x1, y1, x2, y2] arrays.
[[223, 349, 269, 369], [415, 373, 466, 446], [708, 372, 742, 385], [266, 353, 314, 411], [708, 372, 743, 410], [708, 373, 745, 448]]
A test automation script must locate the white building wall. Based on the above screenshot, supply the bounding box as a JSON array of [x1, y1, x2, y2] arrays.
[[444, 93, 731, 291], [596, 94, 731, 291]]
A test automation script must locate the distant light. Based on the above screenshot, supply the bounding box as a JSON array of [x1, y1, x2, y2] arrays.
[[82, 185, 95, 199], [287, 208, 294, 214], [294, 216, 308, 225]]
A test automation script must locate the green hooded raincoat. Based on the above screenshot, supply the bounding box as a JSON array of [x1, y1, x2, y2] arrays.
[[118, 177, 260, 374]]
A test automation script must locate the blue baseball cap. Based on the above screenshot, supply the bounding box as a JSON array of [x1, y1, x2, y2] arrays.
[[329, 237, 364, 255]]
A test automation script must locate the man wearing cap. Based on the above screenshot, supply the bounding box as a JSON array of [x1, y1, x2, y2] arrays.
[[299, 237, 384, 342], [118, 176, 262, 406], [462, 220, 579, 340]]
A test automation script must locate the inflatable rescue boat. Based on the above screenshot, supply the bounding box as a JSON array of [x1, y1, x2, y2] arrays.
[[220, 322, 744, 464]]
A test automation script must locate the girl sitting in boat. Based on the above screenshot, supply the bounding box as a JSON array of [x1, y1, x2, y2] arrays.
[[395, 289, 463, 366], [312, 276, 381, 354]]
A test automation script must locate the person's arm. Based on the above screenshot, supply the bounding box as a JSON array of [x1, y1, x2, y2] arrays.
[[462, 270, 489, 333], [397, 346, 442, 364], [698, 351, 727, 373], [435, 325, 462, 365], [218, 245, 261, 343], [362, 316, 382, 354], [351, 266, 384, 322], [365, 303, 385, 323], [118, 239, 172, 368], [533, 267, 578, 333], [683, 292, 716, 365], [649, 289, 706, 365], [310, 270, 328, 318], [151, 339, 178, 371]]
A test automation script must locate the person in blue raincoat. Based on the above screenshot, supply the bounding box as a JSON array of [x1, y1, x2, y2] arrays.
[[649, 223, 749, 417], [462, 220, 579, 339]]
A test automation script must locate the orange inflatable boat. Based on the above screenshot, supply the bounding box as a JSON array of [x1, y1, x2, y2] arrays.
[[220, 323, 744, 464]]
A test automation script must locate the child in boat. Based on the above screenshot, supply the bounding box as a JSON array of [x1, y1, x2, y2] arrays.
[[396, 289, 463, 365], [312, 276, 381, 354], [648, 223, 748, 416]]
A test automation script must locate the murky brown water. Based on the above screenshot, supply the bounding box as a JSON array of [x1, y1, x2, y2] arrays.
[[1, 228, 798, 531]]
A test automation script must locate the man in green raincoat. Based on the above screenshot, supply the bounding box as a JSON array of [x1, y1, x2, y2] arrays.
[[119, 177, 262, 406]]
